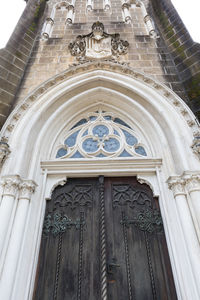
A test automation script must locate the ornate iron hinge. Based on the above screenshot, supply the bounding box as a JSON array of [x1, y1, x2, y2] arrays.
[[43, 212, 85, 237], [121, 208, 163, 233]]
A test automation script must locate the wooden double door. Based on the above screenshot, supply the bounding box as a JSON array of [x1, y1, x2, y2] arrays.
[[34, 177, 177, 300]]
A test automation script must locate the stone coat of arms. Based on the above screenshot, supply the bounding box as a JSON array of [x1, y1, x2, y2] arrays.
[[69, 22, 129, 61]]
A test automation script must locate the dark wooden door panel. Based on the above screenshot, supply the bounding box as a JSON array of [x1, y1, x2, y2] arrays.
[[104, 177, 177, 300], [33, 178, 100, 300], [33, 176, 177, 300]]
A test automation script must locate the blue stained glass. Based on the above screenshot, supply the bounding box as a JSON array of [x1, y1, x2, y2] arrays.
[[113, 118, 131, 129], [114, 129, 120, 136], [71, 119, 87, 129], [82, 138, 98, 152], [135, 146, 147, 156], [56, 148, 67, 158], [104, 138, 120, 152], [89, 116, 97, 121], [119, 149, 133, 157], [64, 130, 79, 147], [103, 115, 112, 120], [122, 129, 138, 146], [82, 130, 88, 136], [92, 125, 109, 138], [96, 153, 106, 157], [71, 151, 84, 158]]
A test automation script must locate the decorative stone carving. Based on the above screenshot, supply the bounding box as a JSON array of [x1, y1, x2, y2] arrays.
[[1, 175, 21, 197], [0, 137, 10, 166], [183, 173, 200, 193], [167, 176, 186, 196], [19, 180, 37, 200], [191, 135, 200, 158], [68, 22, 129, 60]]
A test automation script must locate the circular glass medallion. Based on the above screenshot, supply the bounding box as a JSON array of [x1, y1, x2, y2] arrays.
[[82, 138, 98, 153], [104, 138, 120, 152], [92, 125, 109, 138]]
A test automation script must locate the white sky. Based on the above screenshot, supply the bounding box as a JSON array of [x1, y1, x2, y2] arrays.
[[0, 1, 199, 49]]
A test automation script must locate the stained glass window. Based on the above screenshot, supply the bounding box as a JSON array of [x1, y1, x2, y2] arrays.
[[56, 110, 148, 159]]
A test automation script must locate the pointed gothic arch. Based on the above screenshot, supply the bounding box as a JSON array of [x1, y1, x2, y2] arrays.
[[1, 63, 200, 299]]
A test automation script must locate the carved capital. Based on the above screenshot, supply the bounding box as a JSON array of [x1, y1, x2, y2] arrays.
[[183, 173, 200, 193], [0, 138, 10, 166], [167, 176, 185, 196], [1, 175, 21, 197], [19, 180, 37, 200]]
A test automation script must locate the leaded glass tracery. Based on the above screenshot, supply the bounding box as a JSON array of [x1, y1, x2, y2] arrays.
[[56, 110, 148, 158]]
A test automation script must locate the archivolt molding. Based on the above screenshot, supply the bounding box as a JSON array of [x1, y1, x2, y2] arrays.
[[1, 60, 198, 144]]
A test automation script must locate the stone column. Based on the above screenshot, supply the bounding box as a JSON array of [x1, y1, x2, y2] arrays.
[[184, 173, 200, 239], [144, 15, 157, 38], [0, 175, 20, 258], [42, 17, 54, 39], [122, 3, 132, 24], [168, 176, 200, 289], [66, 5, 74, 24], [104, 0, 111, 11], [0, 180, 36, 300], [86, 0, 93, 11]]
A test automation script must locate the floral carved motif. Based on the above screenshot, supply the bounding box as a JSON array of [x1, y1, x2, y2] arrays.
[[1, 175, 21, 197], [19, 180, 37, 200], [167, 177, 186, 196]]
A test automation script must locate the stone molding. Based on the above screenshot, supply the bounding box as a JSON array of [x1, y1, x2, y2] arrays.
[[1, 175, 37, 199], [168, 172, 200, 196], [1, 60, 198, 143]]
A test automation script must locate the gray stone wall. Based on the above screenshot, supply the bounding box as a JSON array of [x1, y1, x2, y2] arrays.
[[0, 0, 199, 127], [150, 0, 200, 117], [0, 0, 47, 127], [15, 0, 184, 105]]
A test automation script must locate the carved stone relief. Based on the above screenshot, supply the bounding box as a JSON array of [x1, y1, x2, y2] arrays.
[[68, 22, 129, 60], [0, 137, 10, 166]]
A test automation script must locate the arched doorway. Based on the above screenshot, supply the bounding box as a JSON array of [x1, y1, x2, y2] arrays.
[[0, 63, 200, 300]]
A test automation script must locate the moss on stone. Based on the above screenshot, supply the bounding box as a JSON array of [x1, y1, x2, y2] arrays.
[[29, 0, 46, 32], [185, 73, 200, 100]]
